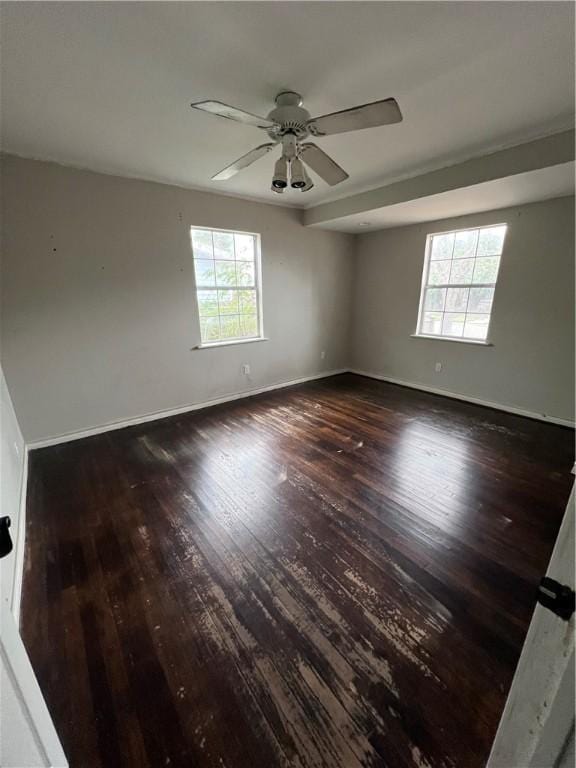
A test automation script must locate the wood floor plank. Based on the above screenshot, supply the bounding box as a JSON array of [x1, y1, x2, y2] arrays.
[[21, 374, 574, 768]]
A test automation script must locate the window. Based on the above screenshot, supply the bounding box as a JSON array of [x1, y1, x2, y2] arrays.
[[191, 227, 263, 346], [415, 224, 507, 343]]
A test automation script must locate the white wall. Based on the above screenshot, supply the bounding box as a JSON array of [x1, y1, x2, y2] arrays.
[[1, 155, 354, 443], [351, 197, 575, 423]]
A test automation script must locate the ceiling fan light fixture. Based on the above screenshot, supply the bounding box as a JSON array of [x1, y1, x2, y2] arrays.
[[301, 167, 314, 192], [290, 157, 307, 188], [272, 156, 288, 189]]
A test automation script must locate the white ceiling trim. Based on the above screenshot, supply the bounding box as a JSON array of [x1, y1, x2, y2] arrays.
[[304, 130, 575, 229], [0, 150, 303, 211], [318, 163, 575, 233], [301, 118, 575, 211]]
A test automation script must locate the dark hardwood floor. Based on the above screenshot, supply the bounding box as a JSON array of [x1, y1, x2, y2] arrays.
[[22, 374, 574, 768]]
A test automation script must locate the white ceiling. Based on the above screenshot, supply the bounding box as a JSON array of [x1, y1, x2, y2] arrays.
[[1, 2, 574, 208]]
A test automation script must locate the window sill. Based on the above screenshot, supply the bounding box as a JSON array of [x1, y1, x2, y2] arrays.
[[193, 337, 269, 350], [411, 334, 493, 346]]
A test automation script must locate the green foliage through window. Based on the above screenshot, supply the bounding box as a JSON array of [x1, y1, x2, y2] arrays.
[[191, 228, 262, 344]]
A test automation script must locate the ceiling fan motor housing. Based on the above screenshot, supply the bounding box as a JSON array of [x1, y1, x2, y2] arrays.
[[266, 91, 311, 140]]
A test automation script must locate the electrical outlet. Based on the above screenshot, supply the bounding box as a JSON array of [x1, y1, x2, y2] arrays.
[[241, 364, 250, 375], [320, 350, 326, 360], [435, 362, 442, 372]]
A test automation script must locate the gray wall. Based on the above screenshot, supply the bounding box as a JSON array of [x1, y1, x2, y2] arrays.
[[2, 156, 573, 442], [1, 155, 353, 442], [351, 197, 575, 423]]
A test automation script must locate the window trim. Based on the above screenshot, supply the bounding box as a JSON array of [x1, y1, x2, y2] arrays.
[[190, 225, 265, 348], [414, 222, 507, 345], [410, 334, 493, 346], [193, 337, 269, 350]]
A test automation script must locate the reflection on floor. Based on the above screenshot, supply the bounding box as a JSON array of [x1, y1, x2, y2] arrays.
[[22, 374, 574, 768]]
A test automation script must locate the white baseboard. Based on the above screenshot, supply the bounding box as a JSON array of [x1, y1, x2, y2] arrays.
[[28, 368, 348, 449], [349, 369, 575, 428], [28, 366, 574, 451], [11, 445, 29, 627]]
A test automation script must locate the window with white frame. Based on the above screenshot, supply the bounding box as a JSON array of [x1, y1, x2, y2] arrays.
[[191, 227, 263, 345], [416, 224, 507, 342]]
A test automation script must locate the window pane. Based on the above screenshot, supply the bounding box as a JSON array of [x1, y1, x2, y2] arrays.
[[421, 311, 442, 335], [240, 315, 258, 337], [218, 290, 239, 314], [197, 290, 218, 317], [191, 229, 213, 259], [445, 286, 469, 312], [215, 260, 237, 286], [428, 261, 451, 285], [430, 233, 454, 260], [453, 230, 478, 259], [213, 231, 235, 260], [472, 256, 500, 284], [477, 226, 506, 257], [463, 313, 490, 340], [235, 234, 254, 261], [220, 315, 241, 339], [238, 289, 257, 314], [468, 286, 494, 313], [449, 258, 474, 284], [237, 261, 255, 287], [442, 312, 465, 337], [200, 316, 221, 342], [424, 287, 446, 311], [194, 259, 215, 287]]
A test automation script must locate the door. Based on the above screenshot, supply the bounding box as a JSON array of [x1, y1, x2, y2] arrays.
[[0, 603, 68, 767], [1, 366, 67, 767], [487, 484, 575, 767]]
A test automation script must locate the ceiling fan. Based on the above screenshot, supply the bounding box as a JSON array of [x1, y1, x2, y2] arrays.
[[190, 91, 402, 194]]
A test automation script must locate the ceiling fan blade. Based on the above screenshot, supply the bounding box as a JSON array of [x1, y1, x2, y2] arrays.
[[191, 100, 276, 129], [300, 143, 349, 186], [307, 98, 402, 136], [211, 143, 276, 181]]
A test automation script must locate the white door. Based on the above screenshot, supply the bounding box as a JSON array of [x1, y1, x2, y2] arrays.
[[0, 603, 68, 767], [1, 367, 67, 767], [487, 484, 575, 768]]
